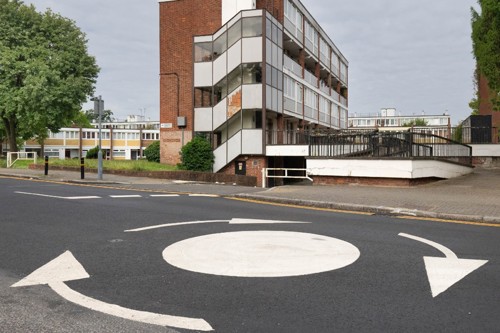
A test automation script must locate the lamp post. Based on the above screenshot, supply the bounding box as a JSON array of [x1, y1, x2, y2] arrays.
[[92, 95, 104, 180]]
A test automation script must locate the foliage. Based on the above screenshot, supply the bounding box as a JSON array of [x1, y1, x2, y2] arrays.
[[144, 141, 160, 163], [70, 111, 93, 128], [469, 69, 480, 115], [401, 118, 429, 127], [471, 0, 500, 110], [179, 136, 214, 172], [452, 123, 463, 143], [84, 109, 114, 123], [31, 158, 177, 172], [85, 146, 100, 159], [0, 0, 99, 152]]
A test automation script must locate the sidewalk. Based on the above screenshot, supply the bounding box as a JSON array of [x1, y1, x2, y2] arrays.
[[1, 167, 500, 224]]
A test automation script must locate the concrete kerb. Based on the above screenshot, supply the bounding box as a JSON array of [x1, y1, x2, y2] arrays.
[[232, 194, 500, 224]]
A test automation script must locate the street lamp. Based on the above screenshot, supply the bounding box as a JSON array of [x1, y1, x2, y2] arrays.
[[91, 95, 104, 180]]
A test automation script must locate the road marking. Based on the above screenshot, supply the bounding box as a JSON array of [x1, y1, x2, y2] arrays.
[[188, 194, 220, 197], [399, 233, 488, 297], [11, 251, 213, 331], [124, 218, 311, 232], [163, 231, 360, 277], [150, 194, 180, 197], [109, 195, 142, 198], [396, 215, 500, 228], [15, 191, 101, 200], [64, 196, 102, 200], [228, 197, 374, 215]]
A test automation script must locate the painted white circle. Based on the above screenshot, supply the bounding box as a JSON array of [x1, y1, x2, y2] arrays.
[[162, 231, 360, 277]]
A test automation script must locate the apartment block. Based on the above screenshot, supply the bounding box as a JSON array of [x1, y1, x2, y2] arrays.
[[159, 0, 348, 182]]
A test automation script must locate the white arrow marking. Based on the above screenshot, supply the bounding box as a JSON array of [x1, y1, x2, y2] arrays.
[[399, 233, 488, 297], [11, 251, 213, 331], [125, 218, 311, 232]]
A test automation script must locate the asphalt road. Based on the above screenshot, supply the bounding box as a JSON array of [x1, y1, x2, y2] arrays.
[[1, 177, 499, 332]]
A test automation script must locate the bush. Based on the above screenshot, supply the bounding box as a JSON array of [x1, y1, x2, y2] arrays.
[[144, 141, 160, 163], [85, 146, 99, 159], [180, 136, 214, 171]]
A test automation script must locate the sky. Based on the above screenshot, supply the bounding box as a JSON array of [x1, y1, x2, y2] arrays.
[[26, 0, 478, 125]]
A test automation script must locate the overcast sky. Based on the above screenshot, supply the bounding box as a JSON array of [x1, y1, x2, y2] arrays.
[[27, 0, 478, 125]]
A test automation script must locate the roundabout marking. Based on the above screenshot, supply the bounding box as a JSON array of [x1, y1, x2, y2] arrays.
[[163, 230, 360, 278]]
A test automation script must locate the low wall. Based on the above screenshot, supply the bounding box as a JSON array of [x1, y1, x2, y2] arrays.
[[307, 159, 473, 186], [29, 164, 257, 187]]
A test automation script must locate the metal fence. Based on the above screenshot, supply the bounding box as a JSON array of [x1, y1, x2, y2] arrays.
[[308, 130, 472, 166], [266, 129, 473, 166]]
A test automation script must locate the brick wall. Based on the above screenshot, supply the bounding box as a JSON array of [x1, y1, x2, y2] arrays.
[[219, 155, 267, 186], [256, 0, 284, 23], [159, 0, 222, 164]]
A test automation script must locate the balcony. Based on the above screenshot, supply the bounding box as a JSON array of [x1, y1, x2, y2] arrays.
[[283, 54, 302, 78]]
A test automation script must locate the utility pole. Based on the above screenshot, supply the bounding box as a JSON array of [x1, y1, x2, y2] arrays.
[[92, 95, 104, 180]]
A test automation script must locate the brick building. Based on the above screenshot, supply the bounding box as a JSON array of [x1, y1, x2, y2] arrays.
[[159, 0, 348, 183]]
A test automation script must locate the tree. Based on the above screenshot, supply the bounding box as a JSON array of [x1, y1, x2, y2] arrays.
[[0, 0, 99, 152], [70, 111, 93, 128], [401, 118, 429, 127], [471, 0, 500, 110], [179, 136, 214, 172], [84, 109, 114, 123], [144, 141, 160, 163]]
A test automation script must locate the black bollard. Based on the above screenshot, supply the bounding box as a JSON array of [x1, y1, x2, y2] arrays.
[[80, 157, 85, 180], [44, 156, 49, 176]]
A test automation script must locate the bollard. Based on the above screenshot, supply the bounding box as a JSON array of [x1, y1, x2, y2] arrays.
[[44, 156, 49, 176], [80, 157, 85, 180]]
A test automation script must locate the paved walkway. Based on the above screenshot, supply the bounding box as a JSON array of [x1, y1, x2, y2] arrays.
[[1, 167, 499, 224]]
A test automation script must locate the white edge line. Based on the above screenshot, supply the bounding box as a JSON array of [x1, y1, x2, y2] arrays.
[[398, 232, 457, 259], [188, 194, 220, 197], [65, 196, 102, 200], [15, 191, 63, 199], [150, 194, 180, 197], [49, 281, 213, 331], [125, 220, 228, 232], [229, 218, 311, 225]]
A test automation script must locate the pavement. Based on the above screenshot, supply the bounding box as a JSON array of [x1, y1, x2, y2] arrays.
[[1, 166, 500, 224]]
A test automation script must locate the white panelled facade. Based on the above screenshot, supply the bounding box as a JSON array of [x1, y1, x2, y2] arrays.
[[193, 2, 348, 173]]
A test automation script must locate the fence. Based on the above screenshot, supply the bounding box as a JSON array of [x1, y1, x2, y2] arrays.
[[308, 131, 472, 166]]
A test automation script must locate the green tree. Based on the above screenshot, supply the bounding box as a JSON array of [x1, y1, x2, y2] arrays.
[[84, 109, 114, 123], [0, 0, 99, 152], [471, 0, 500, 110], [144, 141, 160, 163], [402, 118, 429, 127], [85, 146, 99, 159], [70, 111, 93, 128], [179, 136, 214, 172]]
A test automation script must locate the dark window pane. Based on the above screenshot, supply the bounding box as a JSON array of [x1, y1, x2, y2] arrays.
[[228, 20, 242, 48], [242, 63, 262, 84], [242, 17, 262, 38], [213, 32, 227, 60], [194, 42, 213, 62]]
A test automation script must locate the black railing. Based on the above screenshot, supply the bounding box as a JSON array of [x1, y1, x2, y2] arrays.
[[266, 130, 473, 166]]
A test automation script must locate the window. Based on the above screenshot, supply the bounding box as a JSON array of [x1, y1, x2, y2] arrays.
[[242, 63, 262, 84], [227, 20, 242, 48], [194, 42, 212, 62], [214, 77, 228, 104], [194, 87, 213, 107], [242, 17, 262, 38], [213, 32, 227, 60], [227, 66, 242, 94]]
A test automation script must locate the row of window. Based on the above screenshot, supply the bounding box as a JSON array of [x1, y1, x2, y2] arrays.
[[194, 17, 263, 63], [284, 0, 347, 78], [50, 132, 158, 140]]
